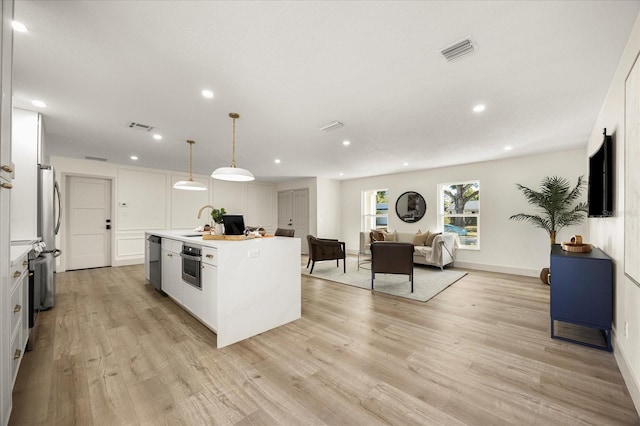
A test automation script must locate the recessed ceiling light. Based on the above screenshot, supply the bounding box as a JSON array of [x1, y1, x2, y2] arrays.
[[339, 172, 344, 176], [342, 140, 350, 146], [274, 158, 281, 164], [130, 155, 138, 160], [152, 134, 162, 140], [202, 89, 214, 99], [31, 100, 46, 108], [12, 21, 27, 33], [473, 104, 486, 113], [403, 162, 409, 166], [504, 146, 512, 151]]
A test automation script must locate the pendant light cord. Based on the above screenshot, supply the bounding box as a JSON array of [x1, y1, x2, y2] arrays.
[[187, 140, 195, 181], [231, 115, 237, 168]]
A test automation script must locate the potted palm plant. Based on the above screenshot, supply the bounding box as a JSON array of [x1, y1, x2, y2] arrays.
[[509, 176, 588, 283]]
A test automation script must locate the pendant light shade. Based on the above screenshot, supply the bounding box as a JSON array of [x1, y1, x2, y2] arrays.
[[211, 112, 255, 182], [174, 140, 207, 191]]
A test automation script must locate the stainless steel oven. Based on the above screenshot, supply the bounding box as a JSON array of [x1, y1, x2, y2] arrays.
[[180, 244, 202, 288]]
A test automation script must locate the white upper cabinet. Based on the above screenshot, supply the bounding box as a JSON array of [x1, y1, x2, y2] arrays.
[[10, 108, 39, 241]]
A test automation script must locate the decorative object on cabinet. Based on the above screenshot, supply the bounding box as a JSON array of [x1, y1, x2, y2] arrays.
[[395, 191, 426, 223], [211, 112, 255, 182], [509, 176, 588, 283], [561, 234, 592, 252], [173, 140, 207, 191], [625, 55, 640, 288], [550, 244, 612, 351]]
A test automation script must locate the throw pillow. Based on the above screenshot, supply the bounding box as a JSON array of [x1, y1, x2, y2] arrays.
[[425, 232, 441, 247], [370, 230, 384, 242], [381, 230, 397, 241], [412, 229, 430, 246]]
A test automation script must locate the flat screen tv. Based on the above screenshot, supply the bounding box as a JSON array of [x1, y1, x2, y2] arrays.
[[222, 214, 246, 235], [588, 129, 613, 217]]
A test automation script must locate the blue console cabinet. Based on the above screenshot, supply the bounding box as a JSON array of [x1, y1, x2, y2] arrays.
[[550, 244, 612, 351]]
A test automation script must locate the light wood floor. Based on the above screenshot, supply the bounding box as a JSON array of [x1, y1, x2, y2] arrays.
[[9, 263, 639, 425]]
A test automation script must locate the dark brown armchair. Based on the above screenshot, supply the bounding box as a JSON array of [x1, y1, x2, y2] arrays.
[[275, 228, 295, 237], [371, 242, 414, 292], [306, 235, 346, 274]]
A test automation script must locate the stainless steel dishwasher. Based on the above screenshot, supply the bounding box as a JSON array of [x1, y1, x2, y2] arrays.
[[148, 235, 162, 292]]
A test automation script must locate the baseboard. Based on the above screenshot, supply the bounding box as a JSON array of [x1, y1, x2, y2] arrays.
[[113, 257, 144, 267], [346, 251, 539, 277], [613, 332, 640, 418], [453, 261, 539, 277]]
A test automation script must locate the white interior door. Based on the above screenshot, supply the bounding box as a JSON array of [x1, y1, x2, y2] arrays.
[[278, 189, 309, 254], [67, 176, 111, 270]]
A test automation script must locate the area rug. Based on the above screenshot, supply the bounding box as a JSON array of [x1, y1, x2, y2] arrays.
[[301, 257, 467, 302]]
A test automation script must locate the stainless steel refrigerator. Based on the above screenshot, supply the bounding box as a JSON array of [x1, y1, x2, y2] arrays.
[[35, 164, 61, 310]]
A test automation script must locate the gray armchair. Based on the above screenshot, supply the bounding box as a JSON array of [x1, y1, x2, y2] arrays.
[[371, 242, 414, 292], [306, 235, 346, 274]]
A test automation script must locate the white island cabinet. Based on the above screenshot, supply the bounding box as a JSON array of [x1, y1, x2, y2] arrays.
[[145, 231, 301, 348]]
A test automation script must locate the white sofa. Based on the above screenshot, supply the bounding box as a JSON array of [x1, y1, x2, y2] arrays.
[[359, 231, 458, 270]]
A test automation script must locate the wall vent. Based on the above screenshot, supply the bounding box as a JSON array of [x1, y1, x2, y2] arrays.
[[128, 122, 154, 132], [440, 37, 475, 61], [84, 156, 108, 162]]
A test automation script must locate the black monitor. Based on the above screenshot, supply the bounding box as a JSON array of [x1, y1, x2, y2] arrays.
[[222, 215, 245, 235]]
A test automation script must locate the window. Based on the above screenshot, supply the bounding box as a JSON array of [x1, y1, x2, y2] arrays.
[[439, 181, 479, 249], [362, 189, 388, 231]]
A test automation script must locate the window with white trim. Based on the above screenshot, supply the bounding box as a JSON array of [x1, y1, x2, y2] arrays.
[[438, 181, 480, 249], [362, 189, 388, 231]]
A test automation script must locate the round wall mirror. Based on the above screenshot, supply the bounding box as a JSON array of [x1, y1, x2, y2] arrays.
[[395, 191, 426, 223]]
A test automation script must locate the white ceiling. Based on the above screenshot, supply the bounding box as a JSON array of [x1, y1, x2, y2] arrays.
[[11, 1, 640, 182]]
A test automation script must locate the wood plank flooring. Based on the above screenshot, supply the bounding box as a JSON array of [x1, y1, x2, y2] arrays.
[[9, 263, 639, 425]]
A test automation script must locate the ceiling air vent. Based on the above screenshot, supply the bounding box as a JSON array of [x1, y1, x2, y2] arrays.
[[440, 37, 475, 61], [320, 121, 344, 132], [128, 122, 154, 132], [84, 156, 108, 162]]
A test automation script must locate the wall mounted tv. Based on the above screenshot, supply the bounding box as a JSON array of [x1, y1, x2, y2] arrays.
[[588, 129, 613, 217]]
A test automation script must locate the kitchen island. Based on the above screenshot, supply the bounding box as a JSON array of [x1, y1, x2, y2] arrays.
[[145, 230, 301, 348]]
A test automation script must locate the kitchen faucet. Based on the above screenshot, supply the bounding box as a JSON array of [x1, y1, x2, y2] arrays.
[[197, 204, 215, 225]]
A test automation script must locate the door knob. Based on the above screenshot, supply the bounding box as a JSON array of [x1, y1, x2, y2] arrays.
[[13, 305, 21, 313]]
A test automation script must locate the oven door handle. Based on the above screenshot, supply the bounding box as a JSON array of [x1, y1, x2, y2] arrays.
[[180, 253, 202, 262]]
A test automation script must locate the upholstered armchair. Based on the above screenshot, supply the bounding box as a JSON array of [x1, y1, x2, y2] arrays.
[[371, 242, 414, 292], [306, 235, 346, 274], [275, 228, 295, 237]]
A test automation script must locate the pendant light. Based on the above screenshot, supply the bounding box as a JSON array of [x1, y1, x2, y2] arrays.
[[173, 140, 207, 191], [211, 112, 255, 182]]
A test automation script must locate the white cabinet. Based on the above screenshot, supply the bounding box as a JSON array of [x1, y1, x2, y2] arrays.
[[10, 108, 39, 241], [0, 1, 14, 423], [161, 238, 182, 303], [9, 249, 27, 386], [201, 247, 218, 330], [181, 279, 203, 319]]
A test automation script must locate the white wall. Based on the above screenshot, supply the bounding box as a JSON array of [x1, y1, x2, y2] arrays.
[[586, 12, 640, 415], [316, 177, 342, 239], [50, 156, 277, 270], [341, 148, 587, 276]]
